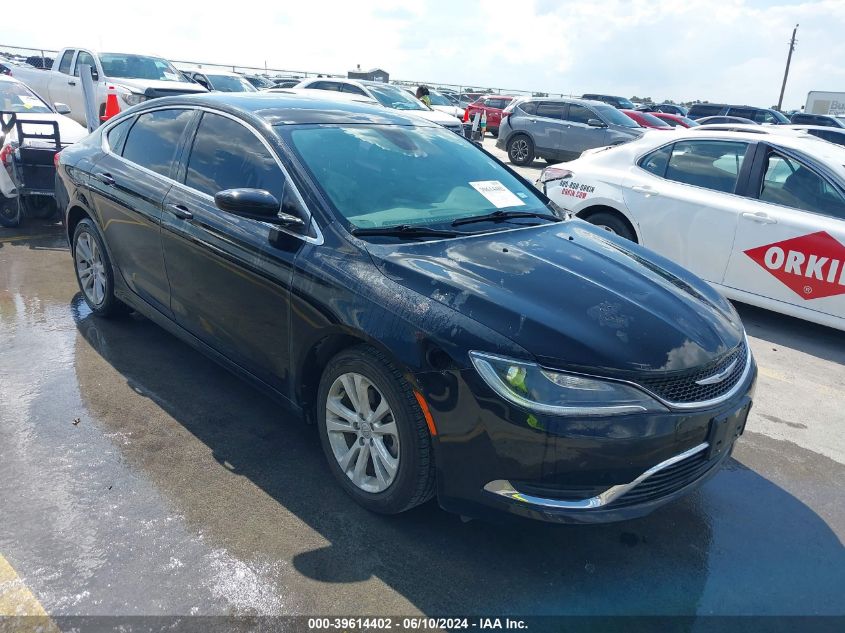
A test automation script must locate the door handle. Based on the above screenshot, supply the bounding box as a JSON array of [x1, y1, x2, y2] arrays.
[[631, 184, 659, 195], [741, 211, 777, 224], [166, 203, 194, 220], [95, 173, 115, 186], [68, 80, 76, 86]]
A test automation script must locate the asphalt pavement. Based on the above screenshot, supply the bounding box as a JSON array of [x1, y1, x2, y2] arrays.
[[0, 152, 843, 623]]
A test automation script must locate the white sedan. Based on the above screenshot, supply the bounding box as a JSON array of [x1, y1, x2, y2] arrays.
[[538, 129, 845, 331]]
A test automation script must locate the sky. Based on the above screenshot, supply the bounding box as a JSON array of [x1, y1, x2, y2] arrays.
[[2, 0, 843, 110]]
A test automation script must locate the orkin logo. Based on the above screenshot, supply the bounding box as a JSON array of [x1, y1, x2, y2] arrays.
[[744, 231, 845, 300]]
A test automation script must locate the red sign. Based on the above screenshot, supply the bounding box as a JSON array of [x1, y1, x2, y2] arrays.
[[744, 231, 845, 300]]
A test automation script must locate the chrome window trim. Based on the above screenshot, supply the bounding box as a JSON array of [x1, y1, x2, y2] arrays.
[[99, 104, 324, 245], [484, 442, 710, 510]]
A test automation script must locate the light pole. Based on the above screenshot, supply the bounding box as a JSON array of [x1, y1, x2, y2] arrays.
[[777, 24, 799, 111]]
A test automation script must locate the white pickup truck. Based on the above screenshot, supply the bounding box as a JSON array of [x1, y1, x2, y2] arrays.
[[13, 47, 207, 126]]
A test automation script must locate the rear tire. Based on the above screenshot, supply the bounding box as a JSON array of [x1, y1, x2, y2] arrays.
[[507, 134, 534, 166], [0, 195, 21, 228], [26, 197, 58, 219], [317, 345, 435, 515], [72, 218, 127, 317], [583, 211, 637, 242]]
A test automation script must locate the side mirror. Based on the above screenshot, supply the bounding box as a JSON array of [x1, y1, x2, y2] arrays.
[[587, 118, 607, 128], [214, 188, 304, 227], [54, 102, 71, 115]]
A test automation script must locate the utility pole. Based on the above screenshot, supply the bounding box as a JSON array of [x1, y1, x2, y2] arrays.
[[777, 24, 798, 111]]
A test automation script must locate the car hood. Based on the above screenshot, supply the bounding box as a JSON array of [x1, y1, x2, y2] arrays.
[[431, 104, 465, 119], [405, 108, 462, 125], [367, 221, 744, 376], [8, 112, 88, 146], [109, 78, 207, 94]]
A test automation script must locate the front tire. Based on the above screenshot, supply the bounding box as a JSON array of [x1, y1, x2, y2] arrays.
[[72, 218, 126, 317], [317, 346, 435, 514], [507, 134, 534, 166]]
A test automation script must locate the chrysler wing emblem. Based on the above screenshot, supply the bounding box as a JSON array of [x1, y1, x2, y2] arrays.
[[695, 359, 738, 386]]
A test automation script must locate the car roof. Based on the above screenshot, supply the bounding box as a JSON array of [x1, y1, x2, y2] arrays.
[[117, 92, 436, 127], [527, 96, 609, 108], [787, 124, 845, 133], [637, 127, 845, 168]]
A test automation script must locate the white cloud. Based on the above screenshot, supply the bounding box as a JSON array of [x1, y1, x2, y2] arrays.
[[1, 0, 841, 109]]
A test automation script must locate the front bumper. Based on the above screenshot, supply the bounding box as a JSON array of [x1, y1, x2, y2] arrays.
[[417, 359, 756, 524]]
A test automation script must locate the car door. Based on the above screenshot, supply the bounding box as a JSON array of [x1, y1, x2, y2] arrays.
[[89, 108, 195, 316], [563, 103, 608, 154], [68, 49, 98, 117], [529, 101, 565, 157], [48, 49, 77, 116], [160, 109, 302, 391], [622, 138, 761, 283], [722, 145, 845, 320]]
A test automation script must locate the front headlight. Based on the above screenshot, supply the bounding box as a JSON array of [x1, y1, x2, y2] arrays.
[[469, 352, 667, 416], [122, 93, 147, 106]]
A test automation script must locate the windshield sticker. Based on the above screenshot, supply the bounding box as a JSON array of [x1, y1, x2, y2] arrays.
[[18, 96, 42, 109], [469, 181, 526, 208]]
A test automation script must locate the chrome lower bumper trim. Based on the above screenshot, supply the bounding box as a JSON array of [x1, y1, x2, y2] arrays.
[[483, 442, 709, 510]]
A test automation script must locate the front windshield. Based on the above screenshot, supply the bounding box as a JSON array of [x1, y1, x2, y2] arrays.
[[596, 104, 641, 128], [284, 124, 548, 230], [428, 91, 452, 107], [0, 81, 51, 113], [100, 53, 184, 81], [618, 98, 635, 109], [366, 84, 427, 111], [207, 74, 257, 92]]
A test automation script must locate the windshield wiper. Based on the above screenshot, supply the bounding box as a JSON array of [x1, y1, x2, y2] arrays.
[[350, 224, 466, 239], [451, 209, 561, 227]]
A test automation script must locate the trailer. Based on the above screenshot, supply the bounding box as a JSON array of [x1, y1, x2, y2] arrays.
[[804, 91, 845, 117]]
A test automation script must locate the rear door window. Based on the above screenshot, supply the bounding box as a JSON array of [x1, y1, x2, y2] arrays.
[[518, 101, 537, 115], [58, 50, 74, 75], [639, 144, 673, 177], [664, 140, 749, 194], [342, 84, 368, 96], [185, 112, 284, 201], [121, 109, 194, 178], [536, 102, 566, 120], [106, 118, 134, 154]]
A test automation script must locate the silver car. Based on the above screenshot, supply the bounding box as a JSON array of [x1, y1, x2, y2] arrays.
[[496, 97, 644, 165]]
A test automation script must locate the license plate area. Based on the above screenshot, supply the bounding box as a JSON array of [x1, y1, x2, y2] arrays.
[[707, 399, 751, 460]]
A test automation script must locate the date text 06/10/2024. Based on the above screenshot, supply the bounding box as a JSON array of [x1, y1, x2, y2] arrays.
[[307, 617, 528, 630]]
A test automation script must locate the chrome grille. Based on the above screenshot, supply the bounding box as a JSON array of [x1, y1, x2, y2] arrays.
[[637, 341, 748, 405]]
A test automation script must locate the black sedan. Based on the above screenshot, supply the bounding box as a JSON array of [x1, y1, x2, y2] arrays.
[[56, 93, 756, 523]]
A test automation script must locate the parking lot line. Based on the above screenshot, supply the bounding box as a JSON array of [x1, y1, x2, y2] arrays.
[[0, 554, 58, 630]]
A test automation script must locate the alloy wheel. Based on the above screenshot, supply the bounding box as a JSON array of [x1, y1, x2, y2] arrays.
[[510, 138, 530, 162], [325, 372, 400, 493], [75, 232, 107, 306]]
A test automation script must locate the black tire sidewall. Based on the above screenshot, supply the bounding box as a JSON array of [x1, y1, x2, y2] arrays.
[[316, 347, 433, 514], [0, 195, 21, 228], [72, 219, 123, 316], [507, 134, 534, 165], [586, 212, 636, 242]]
